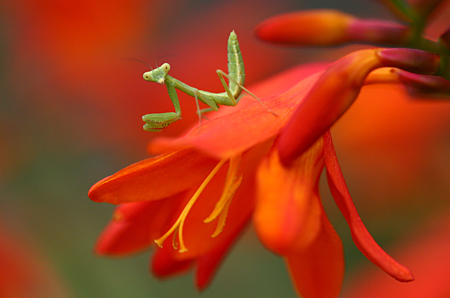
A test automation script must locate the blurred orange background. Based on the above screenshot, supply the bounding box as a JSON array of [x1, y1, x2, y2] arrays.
[[2, 0, 450, 297]]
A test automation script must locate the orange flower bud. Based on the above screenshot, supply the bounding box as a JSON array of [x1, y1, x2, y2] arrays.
[[255, 9, 410, 47], [255, 10, 354, 46]]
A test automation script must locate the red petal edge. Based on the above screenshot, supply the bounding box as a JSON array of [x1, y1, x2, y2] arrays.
[[151, 247, 193, 279], [195, 217, 249, 290], [286, 206, 344, 298], [323, 130, 414, 282]]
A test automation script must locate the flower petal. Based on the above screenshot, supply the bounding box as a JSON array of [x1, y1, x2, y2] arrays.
[[195, 213, 248, 290], [254, 140, 324, 255], [88, 149, 217, 204], [151, 210, 248, 290], [94, 192, 188, 255], [169, 142, 271, 259], [323, 131, 414, 282], [151, 246, 193, 279], [243, 63, 330, 100], [285, 208, 344, 298], [210, 62, 330, 119]]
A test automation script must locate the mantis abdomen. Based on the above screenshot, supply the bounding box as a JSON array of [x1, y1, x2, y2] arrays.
[[195, 31, 246, 108], [227, 31, 245, 99]]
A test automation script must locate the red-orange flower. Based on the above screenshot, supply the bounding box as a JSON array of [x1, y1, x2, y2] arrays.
[[89, 61, 415, 298], [0, 223, 69, 298], [87, 0, 450, 296]]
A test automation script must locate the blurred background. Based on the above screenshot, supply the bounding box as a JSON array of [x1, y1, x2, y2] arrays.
[[1, 0, 450, 297]]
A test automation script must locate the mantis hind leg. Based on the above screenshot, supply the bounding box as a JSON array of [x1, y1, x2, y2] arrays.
[[193, 89, 203, 126], [216, 69, 277, 115]]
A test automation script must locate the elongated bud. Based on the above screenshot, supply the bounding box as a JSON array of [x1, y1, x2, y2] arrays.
[[255, 10, 354, 46], [376, 48, 441, 74], [255, 9, 411, 47], [397, 70, 450, 95], [347, 19, 410, 46], [278, 48, 443, 166]]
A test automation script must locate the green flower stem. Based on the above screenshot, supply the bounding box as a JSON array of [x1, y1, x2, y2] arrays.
[[387, 0, 418, 22]]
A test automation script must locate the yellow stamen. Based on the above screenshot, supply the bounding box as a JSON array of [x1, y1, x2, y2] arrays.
[[154, 158, 227, 253], [211, 194, 234, 238], [204, 155, 242, 237]]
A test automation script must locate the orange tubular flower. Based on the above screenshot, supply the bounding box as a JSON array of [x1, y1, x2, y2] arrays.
[[89, 59, 416, 297]]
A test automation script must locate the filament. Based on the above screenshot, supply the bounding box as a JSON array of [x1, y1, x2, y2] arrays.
[[154, 158, 227, 252], [204, 154, 242, 237]]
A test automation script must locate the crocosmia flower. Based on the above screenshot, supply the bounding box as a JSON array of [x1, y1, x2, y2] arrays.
[[90, 62, 419, 297], [89, 0, 450, 297]]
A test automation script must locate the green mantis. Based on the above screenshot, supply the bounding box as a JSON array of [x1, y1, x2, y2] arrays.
[[141, 31, 274, 132]]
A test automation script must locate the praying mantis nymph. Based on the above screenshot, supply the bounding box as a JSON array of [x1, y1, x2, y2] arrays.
[[141, 30, 275, 132]]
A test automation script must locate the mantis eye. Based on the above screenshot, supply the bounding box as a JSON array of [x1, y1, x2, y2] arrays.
[[161, 63, 171, 72], [143, 72, 153, 81]]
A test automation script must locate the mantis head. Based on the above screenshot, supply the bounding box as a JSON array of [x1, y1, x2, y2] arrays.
[[143, 63, 171, 84]]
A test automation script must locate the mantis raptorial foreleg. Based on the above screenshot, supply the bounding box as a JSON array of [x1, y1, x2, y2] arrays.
[[142, 78, 182, 132], [141, 31, 276, 132]]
